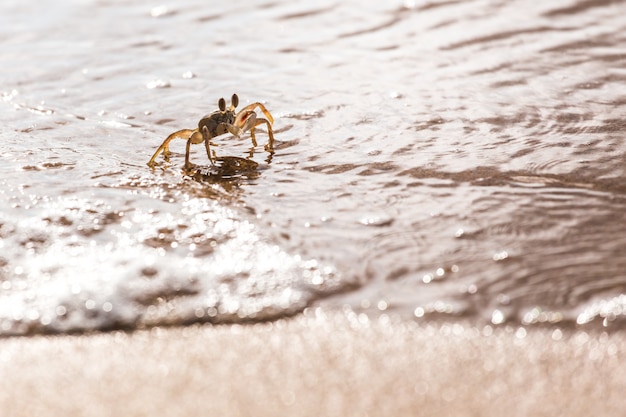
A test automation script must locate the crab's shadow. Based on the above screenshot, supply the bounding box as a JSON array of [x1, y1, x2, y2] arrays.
[[186, 156, 263, 186]]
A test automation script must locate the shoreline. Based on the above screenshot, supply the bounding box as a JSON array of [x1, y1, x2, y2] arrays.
[[1, 312, 624, 416]]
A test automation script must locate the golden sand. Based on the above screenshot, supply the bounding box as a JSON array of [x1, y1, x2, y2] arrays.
[[1, 313, 624, 417]]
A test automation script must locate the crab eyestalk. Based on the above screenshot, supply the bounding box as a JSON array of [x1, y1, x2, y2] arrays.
[[230, 93, 239, 110]]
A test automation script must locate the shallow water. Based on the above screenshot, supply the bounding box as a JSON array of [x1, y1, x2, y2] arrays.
[[1, 0, 626, 335]]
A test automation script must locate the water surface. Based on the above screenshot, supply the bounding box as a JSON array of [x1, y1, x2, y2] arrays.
[[1, 0, 626, 335]]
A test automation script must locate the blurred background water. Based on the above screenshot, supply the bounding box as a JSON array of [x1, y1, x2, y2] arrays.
[[1, 0, 626, 335]]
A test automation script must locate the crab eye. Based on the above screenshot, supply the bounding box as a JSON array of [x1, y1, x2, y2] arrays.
[[231, 93, 239, 108], [218, 98, 226, 111]]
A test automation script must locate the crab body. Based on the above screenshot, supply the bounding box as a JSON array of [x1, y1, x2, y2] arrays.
[[147, 94, 275, 169]]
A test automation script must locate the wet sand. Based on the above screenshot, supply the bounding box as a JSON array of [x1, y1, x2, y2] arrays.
[[1, 313, 624, 417]]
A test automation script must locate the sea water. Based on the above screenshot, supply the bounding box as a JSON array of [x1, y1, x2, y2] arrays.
[[1, 0, 625, 335]]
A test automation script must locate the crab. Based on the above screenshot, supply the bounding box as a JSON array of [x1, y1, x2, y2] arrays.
[[147, 94, 275, 169]]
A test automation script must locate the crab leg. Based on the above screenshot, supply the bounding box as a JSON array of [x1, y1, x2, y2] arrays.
[[251, 118, 275, 151], [198, 126, 215, 166], [198, 123, 238, 166], [184, 130, 204, 169], [147, 128, 197, 167]]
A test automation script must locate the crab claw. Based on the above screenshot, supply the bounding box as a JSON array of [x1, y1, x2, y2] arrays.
[[225, 124, 243, 138], [234, 110, 257, 135]]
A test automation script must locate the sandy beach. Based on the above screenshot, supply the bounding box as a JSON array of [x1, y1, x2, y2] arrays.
[[1, 312, 624, 417]]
